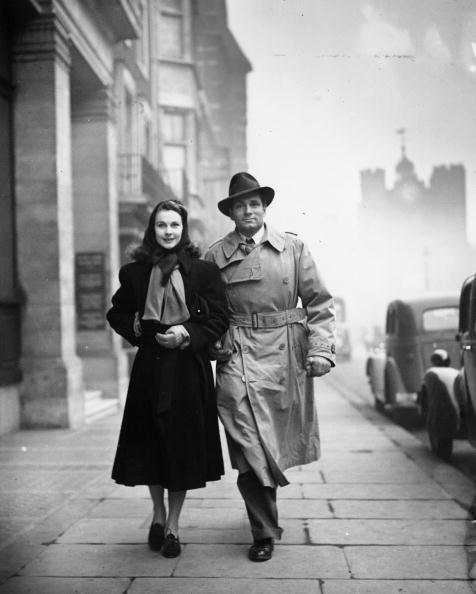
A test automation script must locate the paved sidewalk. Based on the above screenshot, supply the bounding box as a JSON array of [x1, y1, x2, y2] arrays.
[[0, 379, 475, 593]]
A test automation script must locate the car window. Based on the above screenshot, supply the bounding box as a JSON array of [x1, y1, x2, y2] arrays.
[[386, 307, 396, 334], [422, 307, 458, 332], [459, 283, 471, 333]]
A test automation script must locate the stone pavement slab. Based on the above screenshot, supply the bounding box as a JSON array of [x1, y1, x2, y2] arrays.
[[20, 544, 179, 577], [321, 466, 433, 484], [275, 499, 333, 518], [333, 499, 467, 519], [321, 579, 475, 594], [0, 577, 131, 594], [302, 483, 451, 499], [307, 518, 467, 544], [173, 544, 349, 578], [128, 577, 321, 593], [345, 545, 470, 579]]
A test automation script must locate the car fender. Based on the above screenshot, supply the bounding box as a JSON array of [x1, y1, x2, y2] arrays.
[[384, 357, 407, 405], [423, 367, 461, 437], [366, 353, 385, 399]]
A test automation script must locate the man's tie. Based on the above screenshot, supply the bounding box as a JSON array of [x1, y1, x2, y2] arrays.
[[240, 237, 255, 255]]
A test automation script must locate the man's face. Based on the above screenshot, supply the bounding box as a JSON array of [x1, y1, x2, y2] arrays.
[[229, 194, 266, 237]]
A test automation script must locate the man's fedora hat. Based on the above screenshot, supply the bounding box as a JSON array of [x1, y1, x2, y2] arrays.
[[218, 172, 274, 215]]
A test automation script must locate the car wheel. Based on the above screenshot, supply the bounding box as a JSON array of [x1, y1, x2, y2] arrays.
[[374, 395, 384, 413], [428, 430, 453, 461], [384, 366, 397, 407]]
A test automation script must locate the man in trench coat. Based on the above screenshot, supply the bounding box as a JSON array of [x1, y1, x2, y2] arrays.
[[205, 172, 336, 562]]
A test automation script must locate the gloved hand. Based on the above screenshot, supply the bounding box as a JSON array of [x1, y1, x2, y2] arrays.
[[155, 325, 190, 350], [305, 355, 332, 377], [208, 338, 232, 362]]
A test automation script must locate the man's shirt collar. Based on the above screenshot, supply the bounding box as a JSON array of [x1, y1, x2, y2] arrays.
[[239, 225, 265, 245], [221, 224, 286, 259]]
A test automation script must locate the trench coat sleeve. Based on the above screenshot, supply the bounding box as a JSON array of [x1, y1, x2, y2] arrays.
[[297, 240, 336, 365], [106, 265, 141, 347], [182, 263, 229, 353]]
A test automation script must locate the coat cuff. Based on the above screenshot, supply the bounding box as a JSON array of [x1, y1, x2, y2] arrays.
[[307, 340, 336, 366]]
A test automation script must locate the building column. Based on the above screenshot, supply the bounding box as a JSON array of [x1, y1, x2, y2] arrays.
[[71, 86, 128, 402], [12, 13, 84, 428]]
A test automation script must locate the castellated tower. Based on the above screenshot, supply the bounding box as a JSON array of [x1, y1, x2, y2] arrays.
[[360, 169, 386, 202], [428, 165, 466, 238], [357, 140, 474, 333]]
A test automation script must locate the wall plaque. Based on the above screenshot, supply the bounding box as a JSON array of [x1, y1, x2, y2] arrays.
[[75, 252, 106, 331]]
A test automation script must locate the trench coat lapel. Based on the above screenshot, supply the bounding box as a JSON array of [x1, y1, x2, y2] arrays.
[[218, 230, 262, 284], [215, 227, 286, 285]]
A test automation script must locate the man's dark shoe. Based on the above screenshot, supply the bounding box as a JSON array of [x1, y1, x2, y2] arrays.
[[162, 532, 181, 558], [248, 538, 274, 562], [148, 523, 165, 551]]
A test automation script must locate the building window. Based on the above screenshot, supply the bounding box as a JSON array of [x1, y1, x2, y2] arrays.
[[163, 112, 186, 143], [159, 0, 184, 59], [162, 0, 182, 10], [162, 110, 188, 199], [163, 145, 187, 199]]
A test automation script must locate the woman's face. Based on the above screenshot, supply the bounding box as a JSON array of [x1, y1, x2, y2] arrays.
[[154, 208, 183, 249]]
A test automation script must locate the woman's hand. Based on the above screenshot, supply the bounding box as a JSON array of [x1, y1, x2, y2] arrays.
[[155, 325, 190, 350], [305, 355, 332, 377]]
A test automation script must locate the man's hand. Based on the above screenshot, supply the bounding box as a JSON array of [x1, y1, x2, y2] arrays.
[[208, 339, 232, 362], [155, 325, 189, 350], [305, 355, 332, 377]]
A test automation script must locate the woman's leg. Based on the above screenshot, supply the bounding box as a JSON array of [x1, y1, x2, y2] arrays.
[[166, 489, 187, 535], [148, 485, 166, 525]]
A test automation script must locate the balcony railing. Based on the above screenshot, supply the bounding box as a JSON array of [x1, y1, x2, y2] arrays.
[[119, 154, 177, 202]]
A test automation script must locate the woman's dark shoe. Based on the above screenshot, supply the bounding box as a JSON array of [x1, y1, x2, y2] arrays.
[[248, 538, 274, 562], [162, 532, 181, 558], [148, 523, 165, 551]]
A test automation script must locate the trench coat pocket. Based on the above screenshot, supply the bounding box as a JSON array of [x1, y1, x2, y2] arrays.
[[292, 321, 309, 370]]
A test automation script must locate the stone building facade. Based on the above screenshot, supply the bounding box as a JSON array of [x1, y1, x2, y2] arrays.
[[0, 0, 250, 434]]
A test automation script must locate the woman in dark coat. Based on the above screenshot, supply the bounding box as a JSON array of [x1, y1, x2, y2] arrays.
[[107, 199, 228, 558]]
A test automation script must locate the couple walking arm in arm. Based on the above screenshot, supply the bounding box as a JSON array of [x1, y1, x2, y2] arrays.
[[107, 172, 336, 562]]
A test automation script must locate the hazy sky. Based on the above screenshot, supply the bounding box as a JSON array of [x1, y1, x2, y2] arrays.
[[226, 0, 476, 269]]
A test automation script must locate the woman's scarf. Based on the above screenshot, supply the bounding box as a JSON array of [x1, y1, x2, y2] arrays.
[[142, 264, 190, 325]]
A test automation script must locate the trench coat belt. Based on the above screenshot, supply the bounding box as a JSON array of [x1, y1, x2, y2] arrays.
[[230, 307, 306, 329]]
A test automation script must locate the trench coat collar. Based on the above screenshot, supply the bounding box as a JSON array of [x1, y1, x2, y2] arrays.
[[222, 225, 286, 260]]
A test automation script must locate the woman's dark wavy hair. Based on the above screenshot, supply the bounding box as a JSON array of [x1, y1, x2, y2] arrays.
[[129, 199, 201, 264]]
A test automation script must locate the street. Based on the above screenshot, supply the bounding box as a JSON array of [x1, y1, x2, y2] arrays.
[[329, 349, 476, 489], [1, 368, 476, 592]]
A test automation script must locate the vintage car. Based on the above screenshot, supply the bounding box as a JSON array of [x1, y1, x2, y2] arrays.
[[366, 294, 459, 420], [422, 273, 476, 460], [335, 296, 351, 360]]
